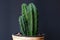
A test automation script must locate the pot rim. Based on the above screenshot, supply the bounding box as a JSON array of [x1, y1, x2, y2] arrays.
[[12, 34, 44, 38], [12, 32, 45, 37]]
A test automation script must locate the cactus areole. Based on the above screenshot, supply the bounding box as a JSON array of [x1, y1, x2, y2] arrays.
[[19, 3, 38, 37]]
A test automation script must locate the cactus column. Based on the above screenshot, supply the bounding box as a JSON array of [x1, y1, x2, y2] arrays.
[[19, 3, 38, 36]]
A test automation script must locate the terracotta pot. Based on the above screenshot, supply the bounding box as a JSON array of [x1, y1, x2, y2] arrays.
[[12, 35, 44, 40]]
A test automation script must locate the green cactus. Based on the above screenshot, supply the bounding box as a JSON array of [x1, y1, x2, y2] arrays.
[[19, 3, 38, 36]]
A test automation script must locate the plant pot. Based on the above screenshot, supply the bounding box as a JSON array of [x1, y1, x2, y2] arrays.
[[12, 35, 44, 40]]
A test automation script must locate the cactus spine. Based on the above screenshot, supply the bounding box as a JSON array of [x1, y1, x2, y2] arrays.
[[19, 3, 38, 36]]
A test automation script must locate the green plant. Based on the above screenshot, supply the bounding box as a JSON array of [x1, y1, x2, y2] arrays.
[[19, 3, 38, 36]]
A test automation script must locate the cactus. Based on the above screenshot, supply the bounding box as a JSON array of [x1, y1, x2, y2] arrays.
[[19, 3, 38, 36]]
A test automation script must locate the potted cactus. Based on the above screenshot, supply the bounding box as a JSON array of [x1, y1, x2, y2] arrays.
[[12, 3, 44, 40]]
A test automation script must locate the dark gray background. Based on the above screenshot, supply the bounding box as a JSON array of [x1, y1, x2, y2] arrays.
[[0, 0, 60, 40]]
